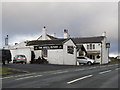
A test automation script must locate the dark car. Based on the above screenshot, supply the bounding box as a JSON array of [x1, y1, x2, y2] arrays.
[[13, 55, 27, 64], [0, 49, 12, 65]]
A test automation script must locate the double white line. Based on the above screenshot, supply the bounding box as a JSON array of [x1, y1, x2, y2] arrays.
[[16, 75, 42, 80], [99, 70, 112, 74], [1, 73, 37, 80]]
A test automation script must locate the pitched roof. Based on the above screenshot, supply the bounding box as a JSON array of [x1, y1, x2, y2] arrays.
[[26, 39, 67, 46], [27, 36, 105, 46], [47, 34, 58, 39], [71, 36, 105, 44], [37, 34, 58, 40]]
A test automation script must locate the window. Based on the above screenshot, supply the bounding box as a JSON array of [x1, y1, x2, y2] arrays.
[[87, 45, 89, 49], [90, 44, 92, 49], [67, 46, 74, 54], [87, 44, 95, 49], [93, 44, 95, 49], [42, 48, 47, 57]]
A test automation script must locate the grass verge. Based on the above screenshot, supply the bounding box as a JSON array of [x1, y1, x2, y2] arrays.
[[0, 67, 12, 75]]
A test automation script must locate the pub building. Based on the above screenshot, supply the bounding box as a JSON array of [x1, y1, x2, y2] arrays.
[[6, 26, 110, 65]]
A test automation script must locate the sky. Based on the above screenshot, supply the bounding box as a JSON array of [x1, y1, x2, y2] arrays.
[[1, 2, 118, 57]]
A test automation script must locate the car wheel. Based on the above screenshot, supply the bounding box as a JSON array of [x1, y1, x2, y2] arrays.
[[87, 62, 92, 65], [25, 62, 26, 64]]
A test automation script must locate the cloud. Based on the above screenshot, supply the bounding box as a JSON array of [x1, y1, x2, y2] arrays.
[[8, 34, 41, 45], [2, 2, 118, 56]]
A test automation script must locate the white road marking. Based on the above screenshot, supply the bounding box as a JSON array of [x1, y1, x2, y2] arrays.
[[108, 65, 113, 67], [14, 73, 37, 77], [0, 76, 14, 79], [53, 71, 68, 74], [16, 75, 42, 80], [115, 64, 118, 66], [34, 75, 43, 77], [115, 68, 120, 70], [99, 70, 112, 74], [89, 67, 96, 69], [1, 73, 37, 80], [75, 69, 85, 71], [67, 75, 93, 84], [101, 66, 106, 68]]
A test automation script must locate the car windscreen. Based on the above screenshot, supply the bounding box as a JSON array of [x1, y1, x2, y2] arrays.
[[77, 57, 85, 59], [16, 55, 25, 58]]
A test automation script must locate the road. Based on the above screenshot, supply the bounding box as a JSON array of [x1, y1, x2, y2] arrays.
[[2, 63, 120, 88]]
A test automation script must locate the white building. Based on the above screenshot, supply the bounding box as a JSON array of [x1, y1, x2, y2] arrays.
[[116, 56, 120, 59], [72, 35, 110, 64], [27, 38, 86, 65], [4, 26, 110, 65]]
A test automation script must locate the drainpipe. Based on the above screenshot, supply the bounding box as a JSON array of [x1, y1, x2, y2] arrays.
[[101, 42, 103, 64]]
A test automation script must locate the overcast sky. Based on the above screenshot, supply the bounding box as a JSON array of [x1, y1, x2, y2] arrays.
[[1, 2, 118, 57]]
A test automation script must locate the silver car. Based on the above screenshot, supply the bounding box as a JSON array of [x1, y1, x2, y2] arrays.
[[13, 55, 27, 64], [77, 56, 95, 65]]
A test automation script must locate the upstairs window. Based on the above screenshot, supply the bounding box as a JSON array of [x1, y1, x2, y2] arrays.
[[93, 44, 95, 49], [90, 44, 92, 49], [87, 45, 89, 49]]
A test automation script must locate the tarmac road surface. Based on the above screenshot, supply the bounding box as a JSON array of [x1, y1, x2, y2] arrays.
[[2, 63, 119, 88]]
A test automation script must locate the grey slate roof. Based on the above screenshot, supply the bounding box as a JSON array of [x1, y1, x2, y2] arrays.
[[71, 36, 105, 44], [26, 39, 67, 46], [26, 36, 105, 46]]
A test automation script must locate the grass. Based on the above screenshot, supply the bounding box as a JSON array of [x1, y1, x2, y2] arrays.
[[0, 67, 12, 75], [110, 58, 120, 63]]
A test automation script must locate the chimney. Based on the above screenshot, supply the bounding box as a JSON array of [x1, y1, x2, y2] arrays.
[[15, 43, 18, 45], [5, 35, 8, 46], [63, 29, 69, 39], [102, 31, 106, 37], [42, 26, 47, 40]]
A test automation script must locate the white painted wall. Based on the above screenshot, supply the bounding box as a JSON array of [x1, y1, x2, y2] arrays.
[[47, 39, 77, 65], [48, 49, 63, 64], [63, 39, 77, 65], [101, 38, 109, 64], [9, 41, 33, 63], [83, 43, 101, 51], [83, 43, 102, 63], [10, 48, 31, 63]]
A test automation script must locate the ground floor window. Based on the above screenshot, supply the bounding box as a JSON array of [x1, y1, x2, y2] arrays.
[[87, 55, 95, 59], [42, 48, 47, 57], [79, 51, 84, 56]]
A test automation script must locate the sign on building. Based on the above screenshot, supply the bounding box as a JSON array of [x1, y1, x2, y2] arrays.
[[34, 45, 63, 50], [67, 46, 74, 54]]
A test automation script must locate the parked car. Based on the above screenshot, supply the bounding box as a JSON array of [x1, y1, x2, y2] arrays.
[[0, 49, 12, 65], [77, 56, 95, 65], [13, 55, 27, 64]]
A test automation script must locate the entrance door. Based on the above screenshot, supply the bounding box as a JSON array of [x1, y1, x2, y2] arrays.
[[42, 48, 47, 57]]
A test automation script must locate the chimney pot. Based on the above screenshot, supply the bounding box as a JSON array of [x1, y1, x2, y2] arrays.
[[44, 26, 46, 28], [63, 29, 69, 38]]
